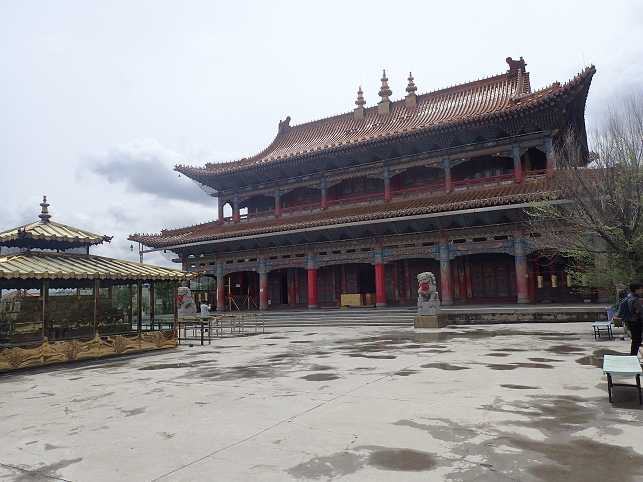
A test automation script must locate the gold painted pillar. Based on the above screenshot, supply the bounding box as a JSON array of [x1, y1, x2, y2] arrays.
[[94, 278, 100, 336]]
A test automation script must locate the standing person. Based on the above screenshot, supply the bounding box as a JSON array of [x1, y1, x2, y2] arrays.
[[626, 282, 643, 358], [200, 301, 210, 320]]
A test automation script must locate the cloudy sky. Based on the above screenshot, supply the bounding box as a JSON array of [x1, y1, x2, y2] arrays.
[[1, 0, 642, 268]]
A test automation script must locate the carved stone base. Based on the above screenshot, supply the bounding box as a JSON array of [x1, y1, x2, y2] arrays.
[[414, 315, 447, 328]]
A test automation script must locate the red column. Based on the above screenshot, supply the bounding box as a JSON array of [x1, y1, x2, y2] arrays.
[[384, 168, 391, 201], [217, 199, 224, 225], [513, 146, 523, 183], [443, 157, 452, 193], [274, 188, 281, 218], [307, 269, 318, 309], [233, 195, 240, 223], [216, 263, 225, 312], [514, 231, 530, 304], [375, 263, 387, 307], [259, 273, 269, 310], [457, 259, 468, 303], [321, 179, 328, 210], [287, 268, 296, 307], [397, 261, 406, 306], [545, 137, 554, 178], [439, 237, 453, 305]]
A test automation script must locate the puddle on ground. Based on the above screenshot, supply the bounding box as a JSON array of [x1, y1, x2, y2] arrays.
[[575, 348, 622, 368], [198, 365, 275, 380], [286, 446, 436, 479], [529, 357, 562, 363], [421, 363, 469, 371], [139, 363, 193, 370], [308, 364, 334, 371], [347, 354, 396, 359], [487, 362, 554, 370], [485, 352, 511, 357], [290, 340, 314, 344], [366, 447, 436, 471], [264, 336, 287, 339], [501, 384, 540, 390], [547, 345, 585, 354], [393, 370, 419, 377], [87, 362, 130, 369], [300, 373, 340, 381], [486, 364, 518, 370], [508, 437, 643, 481], [270, 353, 298, 360], [287, 452, 363, 479]]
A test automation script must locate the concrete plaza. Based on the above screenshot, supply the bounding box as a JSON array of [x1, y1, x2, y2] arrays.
[[1, 321, 642, 481]]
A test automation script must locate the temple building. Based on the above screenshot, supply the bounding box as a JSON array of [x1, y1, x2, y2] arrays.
[[129, 58, 596, 310]]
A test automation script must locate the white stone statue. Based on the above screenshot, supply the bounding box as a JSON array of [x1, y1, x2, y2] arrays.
[[417, 271, 441, 316], [177, 286, 197, 318]]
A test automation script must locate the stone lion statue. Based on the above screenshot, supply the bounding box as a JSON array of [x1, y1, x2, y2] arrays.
[[177, 286, 197, 317], [417, 272, 439, 303]]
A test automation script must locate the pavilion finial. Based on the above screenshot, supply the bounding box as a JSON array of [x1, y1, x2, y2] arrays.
[[378, 70, 392, 115], [39, 196, 52, 223], [405, 72, 418, 108]]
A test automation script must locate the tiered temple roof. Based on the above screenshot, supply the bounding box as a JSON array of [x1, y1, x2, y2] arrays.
[[175, 60, 595, 184]]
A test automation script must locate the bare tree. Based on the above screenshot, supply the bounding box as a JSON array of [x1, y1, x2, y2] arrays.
[[528, 91, 643, 291]]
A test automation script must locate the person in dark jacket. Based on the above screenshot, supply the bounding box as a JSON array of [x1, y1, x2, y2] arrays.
[[626, 282, 643, 357]]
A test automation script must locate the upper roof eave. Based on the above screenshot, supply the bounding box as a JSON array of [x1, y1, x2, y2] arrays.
[[176, 65, 595, 184]]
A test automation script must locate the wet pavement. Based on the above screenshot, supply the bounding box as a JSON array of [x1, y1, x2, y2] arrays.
[[1, 322, 642, 481]]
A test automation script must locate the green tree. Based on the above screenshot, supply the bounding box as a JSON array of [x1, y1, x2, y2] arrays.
[[528, 92, 643, 300]]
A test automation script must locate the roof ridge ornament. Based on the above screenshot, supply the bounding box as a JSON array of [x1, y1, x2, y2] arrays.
[[378, 70, 392, 115], [378, 70, 392, 102], [354, 86, 366, 120], [39, 196, 52, 223], [355, 86, 366, 107], [405, 72, 418, 108], [278, 116, 291, 135]]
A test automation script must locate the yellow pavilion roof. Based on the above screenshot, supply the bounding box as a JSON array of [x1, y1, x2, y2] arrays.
[[0, 251, 196, 282]]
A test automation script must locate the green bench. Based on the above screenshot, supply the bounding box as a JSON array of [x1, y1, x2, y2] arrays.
[[602, 355, 642, 404]]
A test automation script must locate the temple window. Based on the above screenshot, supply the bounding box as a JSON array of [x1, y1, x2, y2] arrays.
[[524, 148, 547, 172]]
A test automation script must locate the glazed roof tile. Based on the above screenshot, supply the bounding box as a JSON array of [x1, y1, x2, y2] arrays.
[[176, 64, 595, 180], [130, 178, 553, 249], [0, 220, 110, 249], [0, 251, 196, 282]]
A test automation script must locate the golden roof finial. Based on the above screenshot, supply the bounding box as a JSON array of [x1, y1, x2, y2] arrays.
[[378, 69, 392, 102], [355, 86, 366, 107], [38, 195, 52, 223], [406, 72, 417, 94]]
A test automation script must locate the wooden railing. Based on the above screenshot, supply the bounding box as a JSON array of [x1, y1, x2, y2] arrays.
[[327, 192, 385, 207], [281, 203, 322, 216], [451, 173, 515, 189], [218, 172, 541, 224], [392, 183, 446, 198]]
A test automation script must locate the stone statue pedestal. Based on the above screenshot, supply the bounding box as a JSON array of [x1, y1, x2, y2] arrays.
[[414, 315, 447, 328]]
